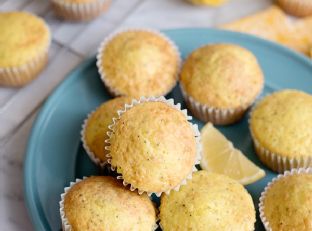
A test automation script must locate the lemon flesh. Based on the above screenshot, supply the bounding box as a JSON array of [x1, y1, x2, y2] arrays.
[[200, 123, 265, 185]]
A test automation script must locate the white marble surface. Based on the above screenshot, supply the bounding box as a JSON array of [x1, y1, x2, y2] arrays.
[[0, 0, 272, 230]]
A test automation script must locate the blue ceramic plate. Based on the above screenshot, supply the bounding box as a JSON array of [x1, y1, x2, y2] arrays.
[[24, 28, 312, 231]]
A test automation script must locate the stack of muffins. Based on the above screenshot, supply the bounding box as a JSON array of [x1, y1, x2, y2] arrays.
[[59, 28, 312, 231]]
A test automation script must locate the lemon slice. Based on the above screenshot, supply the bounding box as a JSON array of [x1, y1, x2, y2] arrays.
[[200, 123, 265, 185]]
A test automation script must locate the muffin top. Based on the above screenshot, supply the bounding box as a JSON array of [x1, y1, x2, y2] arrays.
[[63, 176, 157, 231], [109, 101, 197, 194], [0, 12, 50, 67], [180, 44, 264, 109], [160, 171, 255, 231], [250, 89, 312, 158], [84, 97, 132, 163], [262, 172, 312, 231], [99, 30, 180, 97]]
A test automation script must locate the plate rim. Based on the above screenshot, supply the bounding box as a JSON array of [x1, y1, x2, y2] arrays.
[[23, 28, 312, 231]]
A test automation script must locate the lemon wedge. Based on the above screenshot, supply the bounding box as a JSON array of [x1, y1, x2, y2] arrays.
[[200, 123, 265, 185]]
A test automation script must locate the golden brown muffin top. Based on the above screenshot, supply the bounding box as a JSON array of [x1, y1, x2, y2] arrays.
[[64, 176, 157, 231], [109, 101, 197, 194], [180, 44, 264, 109], [160, 171, 255, 231], [84, 97, 132, 163], [99, 30, 180, 97], [250, 89, 312, 158], [263, 173, 312, 231], [0, 11, 50, 67]]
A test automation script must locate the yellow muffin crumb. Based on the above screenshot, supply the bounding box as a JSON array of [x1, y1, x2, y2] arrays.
[[0, 12, 50, 67], [84, 97, 132, 163], [180, 44, 264, 109], [99, 30, 179, 97], [250, 89, 312, 158], [109, 101, 197, 194], [160, 171, 255, 231], [64, 176, 157, 231], [263, 173, 312, 231]]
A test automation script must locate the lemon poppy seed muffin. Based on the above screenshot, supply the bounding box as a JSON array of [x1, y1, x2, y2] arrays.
[[160, 171, 256, 231], [82, 97, 132, 166], [61, 176, 157, 231], [97, 30, 180, 98], [260, 169, 312, 231], [250, 89, 312, 172], [107, 99, 199, 195], [180, 44, 264, 125], [0, 11, 50, 87], [51, 0, 111, 21], [277, 0, 312, 17]]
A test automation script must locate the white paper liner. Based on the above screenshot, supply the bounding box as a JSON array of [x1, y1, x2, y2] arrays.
[[59, 177, 159, 231], [81, 108, 109, 168], [96, 28, 182, 97], [259, 168, 312, 231], [59, 177, 85, 231], [249, 96, 312, 173], [51, 0, 111, 21], [0, 18, 50, 87], [180, 84, 255, 125], [105, 96, 201, 197]]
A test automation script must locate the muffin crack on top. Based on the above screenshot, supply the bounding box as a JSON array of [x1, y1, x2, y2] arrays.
[[105, 97, 201, 196]]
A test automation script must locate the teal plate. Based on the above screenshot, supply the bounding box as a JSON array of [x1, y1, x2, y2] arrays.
[[24, 28, 312, 231]]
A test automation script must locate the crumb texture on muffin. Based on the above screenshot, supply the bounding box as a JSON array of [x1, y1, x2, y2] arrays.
[[263, 173, 312, 231], [64, 176, 156, 231], [0, 12, 50, 67], [84, 97, 132, 162], [109, 101, 197, 193], [160, 171, 255, 231], [250, 89, 312, 158], [180, 44, 263, 109], [100, 30, 179, 97]]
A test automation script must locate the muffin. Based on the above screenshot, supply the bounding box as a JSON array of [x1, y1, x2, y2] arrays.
[[259, 168, 312, 231], [188, 0, 228, 6], [81, 97, 132, 167], [51, 0, 111, 21], [277, 0, 312, 17], [60, 176, 157, 231], [96, 29, 181, 98], [0, 11, 50, 87], [159, 171, 256, 231], [250, 89, 312, 172], [106, 97, 200, 196], [180, 44, 264, 125]]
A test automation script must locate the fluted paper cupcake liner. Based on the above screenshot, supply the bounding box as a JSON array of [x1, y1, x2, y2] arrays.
[[59, 177, 86, 231], [96, 28, 182, 97], [105, 96, 201, 197], [0, 51, 48, 87], [180, 84, 253, 125], [249, 97, 312, 173], [59, 177, 159, 231], [51, 0, 111, 21], [81, 108, 109, 168], [259, 168, 312, 231]]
